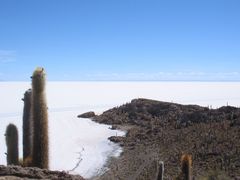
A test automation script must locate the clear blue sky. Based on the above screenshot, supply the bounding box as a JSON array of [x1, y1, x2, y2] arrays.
[[0, 0, 240, 81]]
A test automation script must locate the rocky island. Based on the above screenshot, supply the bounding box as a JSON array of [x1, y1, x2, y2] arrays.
[[93, 98, 240, 179]]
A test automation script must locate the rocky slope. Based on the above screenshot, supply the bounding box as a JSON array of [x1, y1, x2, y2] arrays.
[[93, 98, 240, 179]]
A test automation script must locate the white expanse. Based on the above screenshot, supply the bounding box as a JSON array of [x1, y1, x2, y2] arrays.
[[0, 81, 240, 178]]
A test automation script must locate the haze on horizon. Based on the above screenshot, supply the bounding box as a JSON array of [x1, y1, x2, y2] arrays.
[[0, 0, 240, 81]]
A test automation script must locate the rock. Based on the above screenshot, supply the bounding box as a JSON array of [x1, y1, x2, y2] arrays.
[[0, 165, 84, 180], [108, 136, 125, 144], [109, 125, 118, 130], [77, 111, 96, 118]]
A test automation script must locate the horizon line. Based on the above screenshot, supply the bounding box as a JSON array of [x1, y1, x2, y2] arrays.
[[1, 80, 240, 82]]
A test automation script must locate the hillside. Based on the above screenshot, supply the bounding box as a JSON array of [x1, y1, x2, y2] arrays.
[[93, 98, 240, 179]]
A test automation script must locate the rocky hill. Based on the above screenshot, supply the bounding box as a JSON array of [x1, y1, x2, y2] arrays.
[[94, 98, 240, 179]]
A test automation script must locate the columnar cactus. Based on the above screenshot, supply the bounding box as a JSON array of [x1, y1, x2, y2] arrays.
[[157, 161, 164, 180], [31, 67, 49, 169], [22, 89, 32, 163], [181, 154, 192, 180], [5, 124, 19, 165]]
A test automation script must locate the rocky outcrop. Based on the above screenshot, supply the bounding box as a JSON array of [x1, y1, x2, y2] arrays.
[[94, 98, 240, 128], [0, 165, 84, 180], [77, 111, 96, 118], [108, 136, 125, 146]]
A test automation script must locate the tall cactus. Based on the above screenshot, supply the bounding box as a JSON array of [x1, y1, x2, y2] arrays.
[[157, 161, 164, 180], [181, 154, 192, 180], [22, 89, 33, 164], [5, 124, 19, 165], [31, 67, 49, 169]]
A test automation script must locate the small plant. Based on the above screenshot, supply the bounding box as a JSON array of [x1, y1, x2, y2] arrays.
[[31, 67, 49, 169], [5, 124, 19, 165]]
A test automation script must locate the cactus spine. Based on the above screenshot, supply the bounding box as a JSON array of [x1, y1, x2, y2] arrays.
[[31, 67, 49, 169], [22, 89, 33, 164], [5, 124, 19, 165]]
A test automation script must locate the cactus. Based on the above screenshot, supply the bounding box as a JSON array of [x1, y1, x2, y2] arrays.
[[181, 154, 192, 180], [22, 89, 33, 164], [22, 156, 33, 167], [5, 124, 19, 165], [31, 67, 49, 169], [175, 154, 192, 180], [157, 161, 164, 180]]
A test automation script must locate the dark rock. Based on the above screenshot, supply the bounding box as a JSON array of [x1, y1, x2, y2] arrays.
[[230, 117, 240, 127], [77, 111, 96, 118], [108, 136, 125, 144]]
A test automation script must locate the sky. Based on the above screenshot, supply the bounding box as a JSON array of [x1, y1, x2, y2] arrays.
[[0, 0, 240, 81]]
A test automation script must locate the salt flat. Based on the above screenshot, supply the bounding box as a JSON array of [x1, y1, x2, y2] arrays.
[[0, 81, 240, 178]]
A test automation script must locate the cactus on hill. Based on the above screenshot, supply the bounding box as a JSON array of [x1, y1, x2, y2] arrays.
[[181, 154, 192, 180], [22, 89, 33, 164], [157, 161, 164, 180], [175, 154, 192, 180], [5, 124, 19, 165], [31, 67, 49, 169]]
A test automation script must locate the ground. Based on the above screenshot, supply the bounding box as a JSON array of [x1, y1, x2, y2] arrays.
[[0, 165, 84, 180]]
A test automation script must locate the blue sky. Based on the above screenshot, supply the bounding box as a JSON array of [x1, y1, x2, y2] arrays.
[[0, 0, 240, 81]]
